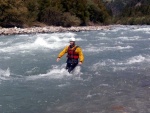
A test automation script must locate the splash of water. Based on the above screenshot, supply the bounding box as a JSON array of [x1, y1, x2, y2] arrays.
[[26, 64, 83, 80], [0, 68, 10, 79]]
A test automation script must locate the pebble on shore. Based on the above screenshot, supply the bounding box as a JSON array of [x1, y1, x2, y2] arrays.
[[0, 26, 110, 35]]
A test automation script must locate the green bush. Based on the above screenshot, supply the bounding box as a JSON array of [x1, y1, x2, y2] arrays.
[[0, 0, 28, 27], [61, 12, 81, 27]]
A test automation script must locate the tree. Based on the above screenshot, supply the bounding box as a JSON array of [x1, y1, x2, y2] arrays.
[[61, 12, 81, 27], [24, 0, 39, 23], [61, 0, 89, 25], [0, 0, 28, 27], [87, 0, 110, 23]]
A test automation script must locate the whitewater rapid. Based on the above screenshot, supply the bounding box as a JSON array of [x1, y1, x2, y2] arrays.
[[0, 25, 150, 113]]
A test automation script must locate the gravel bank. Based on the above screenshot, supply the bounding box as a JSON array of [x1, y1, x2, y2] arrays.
[[0, 26, 110, 35]]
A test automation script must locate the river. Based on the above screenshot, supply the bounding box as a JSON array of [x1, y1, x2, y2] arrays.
[[0, 25, 150, 113]]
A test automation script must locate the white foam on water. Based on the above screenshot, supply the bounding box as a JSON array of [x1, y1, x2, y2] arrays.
[[91, 61, 128, 73], [126, 55, 145, 64], [91, 53, 150, 73], [146, 31, 150, 34], [98, 32, 106, 36], [26, 64, 83, 80], [32, 37, 68, 50], [91, 62, 104, 71], [58, 82, 70, 88], [52, 32, 76, 38], [90, 54, 150, 73], [34, 37, 51, 48], [133, 27, 150, 33], [117, 55, 150, 66], [0, 32, 79, 53], [0, 68, 10, 80], [0, 42, 3, 46], [92, 59, 127, 69], [106, 45, 133, 50], [0, 39, 15, 46], [86, 93, 102, 98], [113, 67, 127, 72], [0, 56, 11, 60], [38, 32, 84, 43], [108, 25, 132, 33], [0, 40, 39, 53], [25, 67, 39, 74], [95, 36, 111, 40], [145, 55, 150, 62], [72, 66, 82, 75], [118, 36, 141, 41], [85, 45, 133, 52], [84, 46, 102, 52]]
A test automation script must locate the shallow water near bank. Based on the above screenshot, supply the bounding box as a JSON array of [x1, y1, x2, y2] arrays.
[[0, 25, 150, 113]]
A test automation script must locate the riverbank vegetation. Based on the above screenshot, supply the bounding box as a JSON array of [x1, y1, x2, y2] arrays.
[[0, 0, 149, 28], [112, 0, 150, 25]]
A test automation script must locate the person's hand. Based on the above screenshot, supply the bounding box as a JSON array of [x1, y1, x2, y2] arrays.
[[78, 61, 82, 65], [56, 58, 60, 62]]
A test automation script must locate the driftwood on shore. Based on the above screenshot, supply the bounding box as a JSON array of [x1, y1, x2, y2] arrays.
[[0, 26, 110, 35]]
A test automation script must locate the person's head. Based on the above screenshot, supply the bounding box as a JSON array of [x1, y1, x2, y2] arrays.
[[69, 37, 75, 46]]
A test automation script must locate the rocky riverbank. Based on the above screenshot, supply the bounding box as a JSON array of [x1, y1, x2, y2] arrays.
[[0, 26, 110, 35]]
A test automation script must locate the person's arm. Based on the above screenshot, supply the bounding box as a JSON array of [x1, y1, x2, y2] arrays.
[[76, 47, 84, 64], [56, 46, 68, 62]]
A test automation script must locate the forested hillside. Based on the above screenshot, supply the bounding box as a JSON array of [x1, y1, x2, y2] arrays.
[[119, 0, 150, 24], [105, 0, 150, 24], [0, 0, 149, 28], [0, 0, 110, 27]]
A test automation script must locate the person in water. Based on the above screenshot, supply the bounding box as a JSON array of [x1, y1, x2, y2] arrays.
[[56, 37, 84, 73]]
